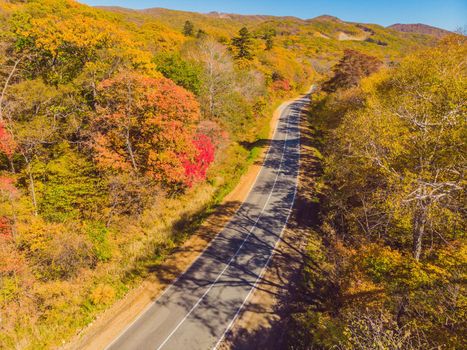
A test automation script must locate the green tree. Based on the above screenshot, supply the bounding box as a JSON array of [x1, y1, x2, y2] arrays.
[[3, 79, 82, 215], [231, 27, 254, 60], [183, 20, 194, 36], [263, 30, 275, 50], [265, 35, 274, 50], [154, 53, 202, 95], [31, 142, 106, 222]]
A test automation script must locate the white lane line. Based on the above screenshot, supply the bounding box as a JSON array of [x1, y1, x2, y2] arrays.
[[104, 102, 292, 350], [155, 101, 295, 350], [213, 106, 303, 350]]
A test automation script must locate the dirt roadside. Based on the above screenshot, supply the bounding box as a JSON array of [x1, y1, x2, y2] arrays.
[[219, 93, 319, 349], [64, 96, 300, 350]]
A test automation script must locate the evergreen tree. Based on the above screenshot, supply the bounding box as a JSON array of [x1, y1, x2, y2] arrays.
[[265, 34, 274, 50], [183, 20, 194, 36], [263, 30, 275, 50], [231, 27, 254, 60]]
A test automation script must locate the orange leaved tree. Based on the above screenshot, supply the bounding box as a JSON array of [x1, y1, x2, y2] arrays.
[[92, 71, 204, 189]]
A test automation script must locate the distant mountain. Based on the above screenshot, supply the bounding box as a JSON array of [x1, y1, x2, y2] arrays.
[[309, 15, 343, 22], [95, 5, 437, 64], [388, 23, 452, 38]]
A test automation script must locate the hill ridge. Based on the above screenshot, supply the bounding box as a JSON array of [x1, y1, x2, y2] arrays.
[[388, 23, 452, 38]]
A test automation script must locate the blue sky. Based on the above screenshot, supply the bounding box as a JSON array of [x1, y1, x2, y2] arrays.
[[81, 0, 466, 31]]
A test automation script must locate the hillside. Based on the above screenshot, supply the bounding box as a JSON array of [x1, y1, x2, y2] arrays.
[[388, 23, 453, 38], [99, 5, 437, 66]]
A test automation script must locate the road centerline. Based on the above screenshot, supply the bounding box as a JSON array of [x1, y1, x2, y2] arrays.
[[212, 106, 302, 349], [154, 103, 293, 350]]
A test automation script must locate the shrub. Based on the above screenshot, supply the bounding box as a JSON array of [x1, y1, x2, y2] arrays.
[[86, 222, 112, 262], [90, 284, 116, 306]]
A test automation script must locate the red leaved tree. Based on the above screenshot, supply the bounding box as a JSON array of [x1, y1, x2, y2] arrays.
[[182, 134, 215, 187], [0, 120, 16, 159], [322, 49, 383, 92], [272, 79, 292, 92], [92, 71, 209, 188]]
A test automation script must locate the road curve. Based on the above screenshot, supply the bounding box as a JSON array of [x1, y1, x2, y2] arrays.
[[105, 92, 309, 350]]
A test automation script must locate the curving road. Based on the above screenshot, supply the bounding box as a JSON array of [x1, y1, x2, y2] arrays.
[[105, 92, 309, 350]]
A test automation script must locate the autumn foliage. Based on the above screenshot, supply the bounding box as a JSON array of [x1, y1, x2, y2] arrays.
[[92, 72, 208, 188], [322, 49, 383, 92], [290, 37, 466, 350], [0, 121, 15, 158], [182, 134, 215, 187], [0, 0, 444, 348], [272, 78, 292, 92]]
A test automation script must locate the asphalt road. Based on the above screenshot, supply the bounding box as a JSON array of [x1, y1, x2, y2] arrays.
[[106, 93, 308, 350]]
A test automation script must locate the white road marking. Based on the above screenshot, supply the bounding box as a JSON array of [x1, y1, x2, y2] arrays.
[[155, 102, 296, 350], [103, 101, 291, 350], [213, 106, 302, 350]]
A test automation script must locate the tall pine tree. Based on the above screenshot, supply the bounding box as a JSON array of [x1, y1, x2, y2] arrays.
[[183, 20, 194, 36], [231, 27, 254, 60]]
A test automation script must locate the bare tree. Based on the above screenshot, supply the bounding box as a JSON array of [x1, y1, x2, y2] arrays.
[[188, 37, 234, 117]]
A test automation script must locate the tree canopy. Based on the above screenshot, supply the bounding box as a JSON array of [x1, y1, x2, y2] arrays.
[[322, 49, 383, 92], [290, 36, 466, 350]]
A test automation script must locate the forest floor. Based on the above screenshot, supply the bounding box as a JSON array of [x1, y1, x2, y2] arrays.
[[64, 97, 297, 350]]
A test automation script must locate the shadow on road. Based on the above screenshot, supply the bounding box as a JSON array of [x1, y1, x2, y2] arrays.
[[221, 96, 331, 350], [120, 97, 324, 348]]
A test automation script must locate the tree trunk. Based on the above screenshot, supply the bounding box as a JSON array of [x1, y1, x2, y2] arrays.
[[412, 203, 427, 261], [26, 159, 38, 216], [9, 157, 15, 173], [91, 76, 97, 110], [9, 194, 17, 240], [0, 57, 22, 123], [396, 295, 408, 327], [209, 86, 214, 117], [125, 127, 138, 171], [208, 63, 215, 117]]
